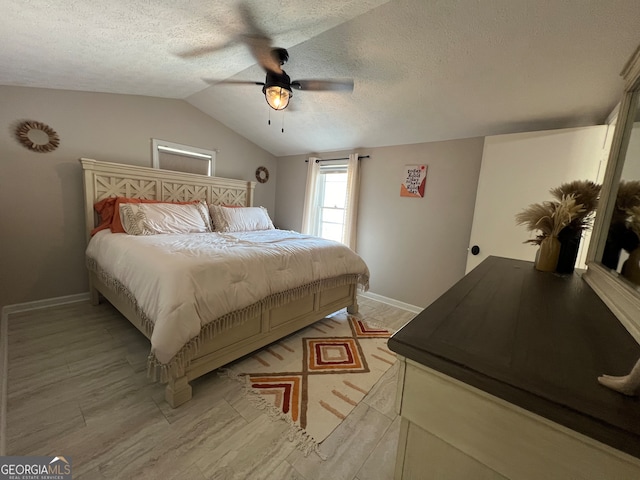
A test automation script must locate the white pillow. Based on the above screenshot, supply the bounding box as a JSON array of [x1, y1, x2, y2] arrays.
[[209, 205, 275, 232], [120, 201, 212, 235]]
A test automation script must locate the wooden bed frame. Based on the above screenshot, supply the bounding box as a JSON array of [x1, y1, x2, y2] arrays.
[[80, 158, 359, 407]]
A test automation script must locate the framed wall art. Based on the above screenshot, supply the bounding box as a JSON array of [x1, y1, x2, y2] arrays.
[[401, 164, 427, 198]]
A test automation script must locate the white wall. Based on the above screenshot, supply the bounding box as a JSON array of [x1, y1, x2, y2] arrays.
[[466, 126, 610, 273], [0, 86, 277, 308], [275, 138, 485, 308]]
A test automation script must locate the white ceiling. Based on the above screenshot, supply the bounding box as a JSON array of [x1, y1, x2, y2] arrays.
[[2, 0, 640, 157]]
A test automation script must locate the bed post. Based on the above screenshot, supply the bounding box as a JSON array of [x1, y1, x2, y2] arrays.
[[166, 375, 193, 408], [347, 287, 359, 314], [81, 160, 101, 306], [89, 280, 100, 306]]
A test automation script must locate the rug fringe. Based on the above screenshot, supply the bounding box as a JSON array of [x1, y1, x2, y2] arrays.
[[220, 368, 328, 460], [348, 313, 396, 334]]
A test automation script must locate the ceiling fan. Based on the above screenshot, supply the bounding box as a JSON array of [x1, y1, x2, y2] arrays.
[[180, 2, 354, 111], [210, 47, 354, 111]]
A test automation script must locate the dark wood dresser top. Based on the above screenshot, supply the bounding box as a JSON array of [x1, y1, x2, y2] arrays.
[[388, 256, 640, 459]]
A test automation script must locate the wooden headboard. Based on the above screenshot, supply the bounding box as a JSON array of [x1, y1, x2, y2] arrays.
[[80, 158, 255, 241]]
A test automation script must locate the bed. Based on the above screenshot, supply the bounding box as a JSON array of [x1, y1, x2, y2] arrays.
[[80, 158, 369, 407]]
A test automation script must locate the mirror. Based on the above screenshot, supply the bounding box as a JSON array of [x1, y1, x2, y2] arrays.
[[601, 97, 640, 280], [255, 166, 270, 183], [27, 128, 51, 146], [15, 120, 60, 153], [584, 45, 640, 344]]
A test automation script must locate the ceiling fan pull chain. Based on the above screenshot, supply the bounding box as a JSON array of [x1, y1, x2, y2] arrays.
[[282, 111, 285, 133], [268, 108, 271, 126]]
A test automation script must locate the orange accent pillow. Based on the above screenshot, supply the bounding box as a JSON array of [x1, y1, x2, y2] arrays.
[[91, 197, 201, 236], [91, 197, 118, 236]]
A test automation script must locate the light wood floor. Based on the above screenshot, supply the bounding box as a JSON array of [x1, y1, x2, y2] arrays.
[[5, 296, 415, 479]]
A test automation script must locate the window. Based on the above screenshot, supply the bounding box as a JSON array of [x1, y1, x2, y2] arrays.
[[151, 139, 216, 176], [302, 154, 361, 250], [313, 163, 349, 243]]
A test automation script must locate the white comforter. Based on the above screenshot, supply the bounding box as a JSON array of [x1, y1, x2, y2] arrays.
[[86, 229, 369, 365]]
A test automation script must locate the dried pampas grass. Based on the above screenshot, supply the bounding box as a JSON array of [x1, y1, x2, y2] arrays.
[[550, 180, 600, 230], [515, 201, 556, 245], [613, 180, 640, 224], [516, 195, 586, 245], [626, 205, 640, 238], [516, 180, 601, 246]]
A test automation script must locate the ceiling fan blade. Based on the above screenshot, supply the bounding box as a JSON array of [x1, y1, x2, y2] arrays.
[[177, 39, 238, 59], [177, 2, 280, 73], [237, 2, 282, 74], [202, 78, 265, 87], [290, 79, 354, 92]]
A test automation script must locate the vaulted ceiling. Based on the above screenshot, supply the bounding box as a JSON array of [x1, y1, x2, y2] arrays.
[[2, 0, 640, 156]]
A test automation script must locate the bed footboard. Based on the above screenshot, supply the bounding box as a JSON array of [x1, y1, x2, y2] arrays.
[[91, 275, 359, 407]]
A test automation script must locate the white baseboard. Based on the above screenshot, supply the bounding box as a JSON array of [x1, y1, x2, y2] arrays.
[[0, 291, 90, 455], [359, 291, 423, 315], [1, 292, 90, 315]]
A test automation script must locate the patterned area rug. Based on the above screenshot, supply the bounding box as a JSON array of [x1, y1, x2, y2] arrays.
[[223, 310, 395, 458]]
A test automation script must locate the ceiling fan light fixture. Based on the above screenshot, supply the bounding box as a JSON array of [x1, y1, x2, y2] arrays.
[[264, 85, 291, 110]]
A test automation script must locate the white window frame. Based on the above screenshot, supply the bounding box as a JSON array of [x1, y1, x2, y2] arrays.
[[151, 138, 216, 176], [302, 153, 360, 250], [312, 162, 349, 241]]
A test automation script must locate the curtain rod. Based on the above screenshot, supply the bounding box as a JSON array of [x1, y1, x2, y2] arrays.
[[305, 155, 370, 163]]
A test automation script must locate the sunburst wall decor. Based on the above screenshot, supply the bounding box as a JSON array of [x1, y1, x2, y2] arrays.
[[15, 120, 60, 153]]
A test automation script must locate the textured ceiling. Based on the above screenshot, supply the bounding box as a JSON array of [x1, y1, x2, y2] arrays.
[[2, 0, 640, 156]]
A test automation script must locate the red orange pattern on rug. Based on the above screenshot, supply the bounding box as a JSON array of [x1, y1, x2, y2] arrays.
[[225, 311, 395, 456]]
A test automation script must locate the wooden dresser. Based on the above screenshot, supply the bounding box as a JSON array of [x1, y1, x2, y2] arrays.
[[388, 256, 640, 479]]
